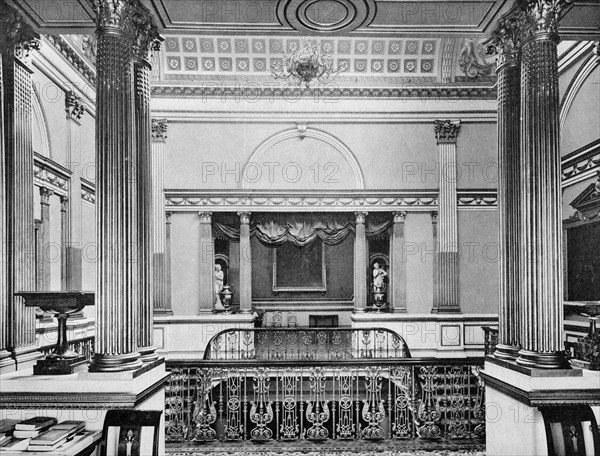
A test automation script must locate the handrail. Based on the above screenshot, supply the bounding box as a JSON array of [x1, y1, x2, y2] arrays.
[[203, 327, 411, 361]]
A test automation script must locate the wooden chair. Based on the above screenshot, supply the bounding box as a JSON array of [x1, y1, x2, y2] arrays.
[[99, 410, 162, 456], [271, 311, 283, 327], [541, 405, 599, 456], [287, 312, 298, 327]]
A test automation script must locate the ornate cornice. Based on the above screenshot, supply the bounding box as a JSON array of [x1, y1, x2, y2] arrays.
[[0, 4, 40, 65], [81, 178, 96, 205], [561, 138, 600, 187], [65, 91, 86, 121], [434, 120, 461, 144], [33, 153, 71, 197], [165, 190, 439, 213], [517, 0, 570, 41], [457, 190, 498, 208], [485, 9, 522, 69], [151, 118, 168, 142], [150, 85, 497, 100], [45, 35, 96, 86]]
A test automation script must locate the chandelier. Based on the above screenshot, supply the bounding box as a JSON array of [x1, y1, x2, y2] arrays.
[[271, 37, 347, 88]]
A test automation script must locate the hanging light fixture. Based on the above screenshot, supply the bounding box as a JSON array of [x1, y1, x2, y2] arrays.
[[271, 37, 347, 88]]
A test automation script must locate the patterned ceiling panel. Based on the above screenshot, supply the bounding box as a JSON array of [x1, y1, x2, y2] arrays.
[[161, 35, 443, 82]]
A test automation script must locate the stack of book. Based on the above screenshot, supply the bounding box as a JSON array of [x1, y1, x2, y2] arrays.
[[11, 418, 57, 440], [26, 421, 85, 452], [0, 420, 19, 446]]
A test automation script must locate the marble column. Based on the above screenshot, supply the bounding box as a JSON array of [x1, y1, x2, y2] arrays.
[[432, 120, 461, 313], [198, 212, 215, 312], [487, 12, 522, 360], [354, 212, 368, 312], [165, 211, 172, 312], [0, 3, 40, 369], [516, 0, 569, 369], [39, 187, 53, 290], [238, 212, 252, 313], [132, 14, 161, 363], [90, 0, 148, 372], [390, 211, 407, 312], [64, 91, 86, 291], [151, 119, 171, 315]]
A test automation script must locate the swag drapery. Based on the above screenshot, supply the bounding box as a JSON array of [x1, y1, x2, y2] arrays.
[[214, 213, 391, 247]]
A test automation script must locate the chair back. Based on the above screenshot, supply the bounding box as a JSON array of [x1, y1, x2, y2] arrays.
[[100, 410, 162, 456], [541, 405, 599, 456]]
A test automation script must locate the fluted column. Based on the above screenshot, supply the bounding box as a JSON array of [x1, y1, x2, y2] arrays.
[[487, 12, 522, 360], [433, 120, 461, 313], [431, 211, 439, 307], [165, 211, 172, 311], [198, 212, 215, 312], [39, 187, 53, 290], [238, 212, 252, 313], [390, 211, 407, 312], [132, 15, 161, 363], [151, 119, 171, 315], [59, 195, 70, 291], [90, 0, 144, 372], [354, 212, 368, 312], [0, 4, 40, 368], [516, 0, 569, 369], [64, 91, 86, 291]]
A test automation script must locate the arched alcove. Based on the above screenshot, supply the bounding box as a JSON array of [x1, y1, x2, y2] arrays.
[[241, 126, 365, 190]]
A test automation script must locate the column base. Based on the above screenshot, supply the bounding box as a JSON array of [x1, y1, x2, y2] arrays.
[[153, 308, 173, 316], [494, 343, 520, 360], [89, 352, 143, 373], [138, 345, 159, 363], [353, 308, 367, 313], [239, 308, 253, 314], [516, 349, 570, 370]]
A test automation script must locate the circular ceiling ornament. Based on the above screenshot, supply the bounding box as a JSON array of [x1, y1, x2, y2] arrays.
[[278, 0, 376, 34]]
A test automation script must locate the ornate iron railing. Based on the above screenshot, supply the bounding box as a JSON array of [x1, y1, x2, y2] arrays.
[[203, 328, 411, 361], [39, 335, 95, 362], [165, 359, 485, 444]]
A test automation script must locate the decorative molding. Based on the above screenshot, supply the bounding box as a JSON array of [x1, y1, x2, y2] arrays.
[[150, 85, 497, 100], [561, 139, 600, 187], [560, 50, 600, 132], [241, 127, 365, 190], [33, 153, 71, 196], [32, 84, 53, 159], [65, 90, 86, 121], [151, 118, 168, 142], [434, 120, 461, 144], [45, 35, 96, 86], [566, 172, 600, 222], [458, 38, 495, 79], [457, 190, 498, 209], [165, 190, 439, 212], [81, 178, 96, 206]]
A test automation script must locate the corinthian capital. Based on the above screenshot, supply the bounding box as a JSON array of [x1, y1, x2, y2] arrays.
[[0, 5, 41, 64], [434, 120, 461, 144], [131, 6, 163, 62], [65, 91, 86, 121], [151, 119, 168, 142], [486, 9, 522, 69], [517, 0, 570, 40]]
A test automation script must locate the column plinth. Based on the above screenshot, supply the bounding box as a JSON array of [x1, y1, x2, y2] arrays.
[[516, 0, 569, 369], [353, 212, 368, 312], [238, 212, 253, 313], [487, 12, 522, 360]]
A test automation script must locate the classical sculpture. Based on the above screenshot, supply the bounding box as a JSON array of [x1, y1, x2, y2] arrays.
[[214, 264, 224, 308], [372, 263, 387, 288], [371, 263, 388, 311]]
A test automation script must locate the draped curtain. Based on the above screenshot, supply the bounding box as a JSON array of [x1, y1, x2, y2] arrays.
[[214, 213, 391, 247]]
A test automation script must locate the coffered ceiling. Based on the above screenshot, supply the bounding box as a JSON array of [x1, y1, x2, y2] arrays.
[[10, 0, 600, 39]]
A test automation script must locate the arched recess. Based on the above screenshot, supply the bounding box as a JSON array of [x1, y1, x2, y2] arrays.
[[560, 49, 600, 133], [32, 85, 52, 158], [241, 126, 365, 190]]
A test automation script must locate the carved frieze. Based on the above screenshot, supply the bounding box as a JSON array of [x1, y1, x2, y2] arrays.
[[65, 91, 86, 121], [151, 119, 168, 142]]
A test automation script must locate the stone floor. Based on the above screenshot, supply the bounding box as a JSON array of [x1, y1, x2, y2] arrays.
[[167, 439, 485, 455]]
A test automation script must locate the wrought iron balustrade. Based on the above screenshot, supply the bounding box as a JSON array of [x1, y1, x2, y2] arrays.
[[203, 328, 412, 361], [39, 335, 95, 362], [165, 359, 485, 444]]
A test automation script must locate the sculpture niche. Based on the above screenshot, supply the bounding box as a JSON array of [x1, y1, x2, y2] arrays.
[[370, 262, 388, 311]]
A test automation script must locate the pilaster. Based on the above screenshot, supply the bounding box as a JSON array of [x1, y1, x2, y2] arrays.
[[38, 186, 53, 291], [151, 119, 171, 315], [0, 2, 41, 370], [390, 211, 407, 312], [432, 120, 461, 313], [238, 212, 252, 313], [198, 212, 215, 313], [353, 212, 368, 312]]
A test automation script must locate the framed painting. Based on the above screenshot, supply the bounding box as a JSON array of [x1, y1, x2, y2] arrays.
[[272, 241, 327, 292]]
